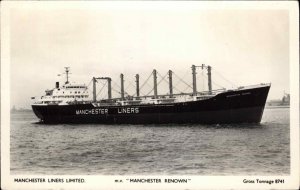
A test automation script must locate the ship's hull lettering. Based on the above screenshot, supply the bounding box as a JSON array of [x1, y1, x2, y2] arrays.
[[76, 109, 108, 115], [118, 107, 139, 114]]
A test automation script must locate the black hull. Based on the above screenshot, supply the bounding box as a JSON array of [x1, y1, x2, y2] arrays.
[[32, 85, 270, 124]]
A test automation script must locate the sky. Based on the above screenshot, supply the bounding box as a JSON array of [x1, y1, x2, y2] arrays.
[[7, 2, 290, 109]]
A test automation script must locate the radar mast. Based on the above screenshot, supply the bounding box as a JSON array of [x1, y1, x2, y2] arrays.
[[65, 67, 70, 84]]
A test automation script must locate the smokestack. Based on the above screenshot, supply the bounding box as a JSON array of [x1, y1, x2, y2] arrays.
[[55, 82, 59, 89]]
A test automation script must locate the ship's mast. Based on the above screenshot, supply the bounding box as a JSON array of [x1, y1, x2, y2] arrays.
[[201, 64, 212, 95], [65, 67, 70, 84], [168, 70, 173, 97], [91, 64, 213, 102], [135, 74, 140, 98], [192, 64, 213, 95], [153, 69, 158, 99], [93, 77, 97, 102], [107, 78, 112, 99], [120, 74, 125, 100], [192, 65, 197, 96], [92, 77, 112, 102], [207, 65, 212, 95]]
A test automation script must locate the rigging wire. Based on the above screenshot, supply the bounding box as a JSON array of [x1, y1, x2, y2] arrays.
[[110, 80, 121, 96], [145, 88, 154, 96], [96, 80, 121, 99], [173, 70, 190, 87], [173, 72, 193, 90], [111, 88, 121, 95], [158, 73, 170, 84], [96, 81, 108, 99], [157, 72, 170, 94], [112, 80, 121, 89], [144, 82, 153, 90], [144, 71, 169, 96], [201, 70, 206, 91], [139, 71, 153, 91], [124, 81, 136, 96], [213, 69, 237, 88], [159, 71, 188, 93], [212, 80, 224, 89], [82, 79, 93, 94], [141, 80, 154, 96], [157, 72, 168, 86], [112, 80, 132, 97], [198, 67, 226, 91], [173, 86, 184, 93], [182, 85, 192, 93]]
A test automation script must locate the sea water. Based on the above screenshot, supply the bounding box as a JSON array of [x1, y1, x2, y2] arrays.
[[10, 108, 290, 175]]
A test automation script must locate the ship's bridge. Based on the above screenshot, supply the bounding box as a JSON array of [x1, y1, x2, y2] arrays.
[[32, 82, 91, 105]]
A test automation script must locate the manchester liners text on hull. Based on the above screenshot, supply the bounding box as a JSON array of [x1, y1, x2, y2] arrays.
[[31, 65, 271, 124]]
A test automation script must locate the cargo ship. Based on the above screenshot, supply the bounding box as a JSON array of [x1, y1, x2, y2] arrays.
[[267, 92, 290, 108], [31, 65, 271, 124]]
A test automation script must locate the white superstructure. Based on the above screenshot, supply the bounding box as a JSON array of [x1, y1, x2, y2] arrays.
[[33, 82, 90, 105]]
